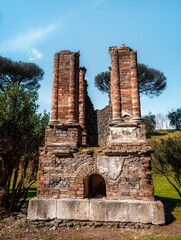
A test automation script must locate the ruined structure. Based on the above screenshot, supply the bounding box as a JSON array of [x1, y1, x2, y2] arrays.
[[28, 44, 165, 225]]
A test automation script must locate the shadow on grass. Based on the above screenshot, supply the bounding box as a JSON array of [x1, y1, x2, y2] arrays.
[[21, 190, 37, 209], [146, 131, 165, 138], [153, 131, 167, 136], [155, 195, 181, 225], [27, 191, 37, 199]]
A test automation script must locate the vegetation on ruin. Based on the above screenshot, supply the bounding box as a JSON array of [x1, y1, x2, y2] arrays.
[[94, 63, 167, 98]]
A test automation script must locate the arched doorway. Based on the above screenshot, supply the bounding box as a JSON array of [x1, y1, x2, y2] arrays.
[[84, 174, 106, 198]]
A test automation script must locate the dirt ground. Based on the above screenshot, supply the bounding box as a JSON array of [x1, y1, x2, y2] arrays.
[[0, 215, 181, 240], [0, 197, 181, 240]]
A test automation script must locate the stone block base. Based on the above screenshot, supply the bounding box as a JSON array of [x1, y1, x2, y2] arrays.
[[109, 123, 147, 145], [28, 198, 165, 225]]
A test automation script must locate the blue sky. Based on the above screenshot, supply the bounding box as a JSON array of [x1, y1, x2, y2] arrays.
[[0, 0, 181, 116]]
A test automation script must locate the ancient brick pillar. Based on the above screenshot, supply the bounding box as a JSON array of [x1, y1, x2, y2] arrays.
[[50, 53, 59, 123], [79, 67, 86, 129], [48, 50, 82, 147], [109, 44, 146, 144], [130, 51, 141, 121], [50, 50, 80, 124], [68, 53, 78, 123], [109, 48, 122, 122], [109, 44, 141, 122]]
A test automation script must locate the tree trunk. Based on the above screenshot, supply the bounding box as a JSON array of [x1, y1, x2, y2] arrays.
[[0, 185, 7, 215]]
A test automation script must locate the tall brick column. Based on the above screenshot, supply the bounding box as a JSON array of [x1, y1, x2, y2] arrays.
[[109, 44, 142, 122], [79, 67, 86, 129], [130, 51, 141, 121], [109, 47, 122, 122], [109, 44, 146, 144], [50, 53, 59, 123], [49, 50, 80, 124], [48, 50, 84, 146], [67, 53, 77, 123]]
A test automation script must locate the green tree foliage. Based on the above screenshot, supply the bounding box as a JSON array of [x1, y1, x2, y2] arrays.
[[137, 64, 166, 97], [0, 56, 44, 92], [168, 108, 181, 130], [94, 64, 167, 98], [151, 137, 181, 198], [142, 112, 156, 137], [0, 84, 49, 214], [94, 71, 110, 93]]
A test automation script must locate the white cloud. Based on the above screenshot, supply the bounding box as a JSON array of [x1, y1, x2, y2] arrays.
[[0, 24, 57, 52], [27, 48, 42, 61], [93, 0, 105, 7]]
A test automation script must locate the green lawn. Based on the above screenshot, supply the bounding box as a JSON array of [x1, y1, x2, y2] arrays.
[[149, 130, 181, 141], [150, 130, 181, 214], [27, 181, 37, 199], [152, 174, 181, 222], [152, 175, 180, 200], [9, 180, 37, 200]]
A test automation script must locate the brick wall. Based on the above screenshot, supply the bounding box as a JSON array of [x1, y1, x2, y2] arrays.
[[85, 81, 98, 146], [96, 105, 111, 146], [38, 145, 154, 200]]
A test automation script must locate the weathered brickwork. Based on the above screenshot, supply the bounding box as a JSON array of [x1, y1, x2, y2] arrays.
[[28, 45, 166, 224], [37, 45, 154, 202], [96, 105, 111, 146], [109, 44, 141, 122], [109, 44, 146, 145], [79, 67, 86, 130], [51, 51, 80, 123], [85, 82, 98, 146], [38, 146, 153, 200], [49, 51, 89, 147]]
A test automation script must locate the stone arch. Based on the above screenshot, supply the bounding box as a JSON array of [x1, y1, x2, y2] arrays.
[[75, 161, 97, 184], [74, 161, 108, 198], [84, 173, 106, 198]]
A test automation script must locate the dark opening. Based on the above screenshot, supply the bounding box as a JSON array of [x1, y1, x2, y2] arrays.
[[84, 174, 106, 198]]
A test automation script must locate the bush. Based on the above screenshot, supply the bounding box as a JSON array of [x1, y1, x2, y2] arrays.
[[151, 137, 181, 198]]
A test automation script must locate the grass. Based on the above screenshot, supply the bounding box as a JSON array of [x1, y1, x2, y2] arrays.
[[150, 130, 181, 223], [162, 237, 180, 240], [27, 181, 37, 199], [44, 237, 54, 240], [149, 130, 181, 140], [152, 174, 181, 223], [134, 237, 181, 240], [148, 130, 181, 226], [9, 181, 37, 200], [152, 175, 180, 200]]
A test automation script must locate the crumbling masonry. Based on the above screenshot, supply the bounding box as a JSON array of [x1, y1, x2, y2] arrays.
[[28, 44, 165, 225]]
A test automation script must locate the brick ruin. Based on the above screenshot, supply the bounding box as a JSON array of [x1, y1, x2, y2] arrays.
[[28, 44, 165, 225]]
